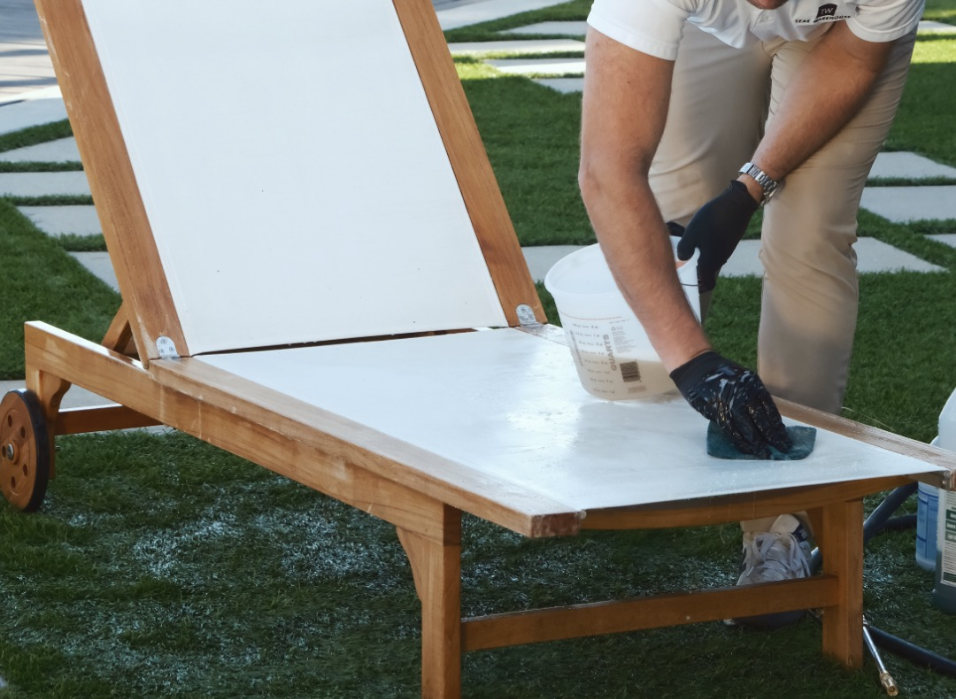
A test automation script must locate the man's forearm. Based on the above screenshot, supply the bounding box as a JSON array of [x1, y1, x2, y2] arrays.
[[580, 30, 711, 371], [740, 21, 894, 200], [580, 172, 712, 370]]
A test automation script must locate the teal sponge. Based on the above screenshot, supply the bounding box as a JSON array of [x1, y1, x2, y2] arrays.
[[706, 422, 816, 461]]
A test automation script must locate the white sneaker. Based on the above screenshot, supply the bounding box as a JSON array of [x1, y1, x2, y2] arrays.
[[728, 514, 812, 628]]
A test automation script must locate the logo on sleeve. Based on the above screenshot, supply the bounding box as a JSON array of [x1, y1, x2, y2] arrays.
[[795, 2, 851, 24]]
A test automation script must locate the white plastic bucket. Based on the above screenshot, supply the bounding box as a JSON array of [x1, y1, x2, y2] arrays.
[[544, 240, 700, 400]]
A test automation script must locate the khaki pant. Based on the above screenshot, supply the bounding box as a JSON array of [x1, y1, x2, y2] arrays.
[[650, 25, 916, 533]]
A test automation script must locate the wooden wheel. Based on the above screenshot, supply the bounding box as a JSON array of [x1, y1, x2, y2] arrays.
[[0, 389, 52, 512]]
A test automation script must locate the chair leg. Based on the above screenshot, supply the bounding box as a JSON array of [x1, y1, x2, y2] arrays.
[[398, 506, 463, 699], [821, 498, 864, 669]]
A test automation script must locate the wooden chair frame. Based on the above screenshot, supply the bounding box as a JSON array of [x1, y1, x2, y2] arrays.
[[27, 315, 956, 697], [9, 1, 954, 697]]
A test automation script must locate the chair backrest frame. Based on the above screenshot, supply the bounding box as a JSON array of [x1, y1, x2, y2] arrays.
[[35, 0, 545, 363]]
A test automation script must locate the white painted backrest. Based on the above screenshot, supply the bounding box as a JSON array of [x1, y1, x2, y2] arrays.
[[81, 0, 508, 355]]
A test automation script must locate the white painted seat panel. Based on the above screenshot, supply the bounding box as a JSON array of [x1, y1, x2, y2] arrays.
[[196, 329, 940, 511]]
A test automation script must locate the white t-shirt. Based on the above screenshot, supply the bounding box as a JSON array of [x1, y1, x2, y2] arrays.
[[588, 0, 924, 60]]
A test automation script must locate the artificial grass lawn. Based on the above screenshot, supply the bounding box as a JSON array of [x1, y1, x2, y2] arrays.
[[3, 432, 956, 699], [3, 1, 956, 696], [0, 200, 118, 380], [459, 59, 592, 246], [925, 0, 956, 24], [0, 162, 83, 174], [885, 37, 956, 166]]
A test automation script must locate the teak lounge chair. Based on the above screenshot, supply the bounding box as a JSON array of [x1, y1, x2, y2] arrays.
[[1, 1, 953, 696]]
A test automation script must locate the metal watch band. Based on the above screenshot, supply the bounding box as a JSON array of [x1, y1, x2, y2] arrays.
[[739, 162, 781, 204]]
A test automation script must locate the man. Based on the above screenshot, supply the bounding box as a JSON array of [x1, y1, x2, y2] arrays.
[[579, 0, 922, 623]]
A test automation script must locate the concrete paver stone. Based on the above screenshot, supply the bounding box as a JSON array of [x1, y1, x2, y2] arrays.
[[501, 21, 588, 35], [0, 170, 90, 197], [69, 251, 119, 292], [437, 0, 570, 30], [918, 20, 956, 33], [534, 77, 584, 93], [720, 237, 946, 277], [486, 57, 585, 76], [850, 238, 947, 274], [522, 245, 585, 283], [448, 39, 584, 54], [869, 152, 956, 180], [0, 136, 80, 163], [17, 205, 101, 236], [860, 186, 956, 223], [927, 233, 956, 249], [0, 92, 66, 135]]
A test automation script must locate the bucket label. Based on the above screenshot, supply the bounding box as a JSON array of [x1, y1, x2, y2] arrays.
[[559, 314, 675, 399], [941, 491, 956, 586], [610, 324, 636, 355], [916, 485, 939, 568], [620, 361, 641, 383]]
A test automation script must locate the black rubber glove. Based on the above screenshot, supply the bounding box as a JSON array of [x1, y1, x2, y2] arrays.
[[670, 351, 792, 457], [676, 180, 759, 293]]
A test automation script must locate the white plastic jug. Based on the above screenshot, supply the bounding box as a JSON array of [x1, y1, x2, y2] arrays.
[[933, 387, 956, 612], [544, 240, 700, 401]]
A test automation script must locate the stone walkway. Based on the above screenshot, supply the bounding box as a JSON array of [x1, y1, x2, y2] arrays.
[[1, 1, 955, 407]]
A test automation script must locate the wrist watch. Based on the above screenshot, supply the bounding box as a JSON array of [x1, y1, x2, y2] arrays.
[[738, 162, 781, 204]]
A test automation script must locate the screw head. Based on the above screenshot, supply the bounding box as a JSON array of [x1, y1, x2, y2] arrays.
[[2, 443, 13, 460]]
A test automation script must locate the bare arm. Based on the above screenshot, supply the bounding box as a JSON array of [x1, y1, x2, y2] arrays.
[[738, 21, 895, 200], [579, 29, 711, 372]]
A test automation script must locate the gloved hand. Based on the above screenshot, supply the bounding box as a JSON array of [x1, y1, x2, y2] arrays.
[[670, 351, 792, 457], [676, 180, 759, 293]]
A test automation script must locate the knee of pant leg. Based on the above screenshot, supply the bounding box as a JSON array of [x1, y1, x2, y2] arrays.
[[758, 207, 859, 355], [757, 254, 858, 414], [759, 214, 858, 291], [758, 276, 856, 414], [756, 186, 860, 414]]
